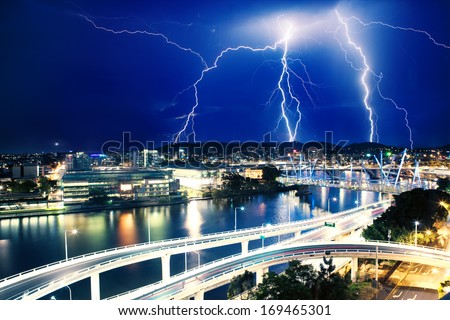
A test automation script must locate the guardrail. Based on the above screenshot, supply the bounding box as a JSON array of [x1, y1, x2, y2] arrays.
[[0, 200, 391, 299], [124, 241, 450, 300], [0, 199, 389, 286]]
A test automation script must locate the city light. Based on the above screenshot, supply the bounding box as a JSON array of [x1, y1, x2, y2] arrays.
[[0, 2, 449, 306], [414, 221, 419, 247], [64, 229, 78, 261]]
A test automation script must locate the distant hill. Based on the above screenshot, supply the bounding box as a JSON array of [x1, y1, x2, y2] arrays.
[[340, 142, 403, 154]]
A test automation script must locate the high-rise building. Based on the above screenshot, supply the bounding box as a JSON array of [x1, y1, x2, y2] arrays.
[[65, 152, 91, 171], [12, 163, 39, 179]]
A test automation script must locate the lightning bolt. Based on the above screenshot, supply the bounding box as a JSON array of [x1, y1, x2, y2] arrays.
[[81, 13, 318, 144], [80, 15, 208, 68], [375, 74, 414, 150], [173, 42, 282, 143], [335, 10, 378, 144], [344, 15, 450, 50], [174, 18, 318, 143], [335, 10, 450, 149]]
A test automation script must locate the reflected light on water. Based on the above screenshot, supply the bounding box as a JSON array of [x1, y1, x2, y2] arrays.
[[117, 212, 138, 246], [0, 239, 11, 274], [185, 201, 203, 238]]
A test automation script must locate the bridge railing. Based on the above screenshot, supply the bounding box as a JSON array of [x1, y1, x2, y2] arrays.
[[0, 199, 390, 287], [0, 200, 391, 299], [111, 240, 450, 300]]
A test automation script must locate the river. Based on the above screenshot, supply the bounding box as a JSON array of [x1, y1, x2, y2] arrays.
[[0, 186, 384, 299]]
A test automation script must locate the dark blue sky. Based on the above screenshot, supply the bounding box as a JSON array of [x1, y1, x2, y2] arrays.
[[1, 0, 449, 153]]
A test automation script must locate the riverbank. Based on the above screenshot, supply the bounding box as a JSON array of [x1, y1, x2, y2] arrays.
[[210, 183, 299, 199], [0, 197, 188, 220], [0, 184, 306, 220]]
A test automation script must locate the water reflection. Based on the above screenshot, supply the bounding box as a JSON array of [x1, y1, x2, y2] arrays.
[[185, 201, 203, 238], [0, 186, 384, 285]]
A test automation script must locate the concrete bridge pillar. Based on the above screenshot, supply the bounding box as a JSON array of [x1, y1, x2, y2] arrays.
[[90, 273, 100, 300], [241, 240, 249, 254], [295, 230, 302, 238], [161, 254, 171, 283], [351, 257, 358, 282], [194, 289, 205, 300], [256, 267, 269, 284]]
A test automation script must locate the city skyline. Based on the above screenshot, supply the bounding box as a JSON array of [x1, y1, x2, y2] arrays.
[[1, 0, 450, 153]]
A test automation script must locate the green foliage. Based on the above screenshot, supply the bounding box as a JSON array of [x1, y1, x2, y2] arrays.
[[215, 170, 284, 199], [227, 270, 255, 299], [37, 176, 52, 194], [7, 180, 37, 193], [362, 189, 450, 246], [437, 178, 450, 193], [439, 280, 450, 298], [319, 256, 336, 279], [262, 165, 281, 183], [250, 259, 353, 300], [221, 172, 256, 191], [89, 187, 110, 205]]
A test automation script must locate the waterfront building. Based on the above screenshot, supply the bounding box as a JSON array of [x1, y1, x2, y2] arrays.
[[244, 167, 264, 180], [61, 167, 178, 203], [171, 165, 222, 193]]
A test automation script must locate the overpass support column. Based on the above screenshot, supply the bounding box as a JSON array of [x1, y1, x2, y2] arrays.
[[256, 267, 269, 284], [90, 273, 100, 300], [351, 257, 358, 282], [161, 254, 171, 283], [194, 289, 205, 300], [241, 240, 249, 254], [295, 230, 301, 238]]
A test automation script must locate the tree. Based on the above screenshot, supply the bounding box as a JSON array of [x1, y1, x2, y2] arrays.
[[362, 189, 450, 247], [250, 261, 316, 300], [227, 270, 255, 299], [250, 259, 352, 300], [262, 165, 281, 184], [221, 172, 246, 191], [38, 176, 52, 194], [316, 256, 353, 299], [89, 187, 110, 205], [439, 280, 450, 299], [319, 256, 336, 279], [437, 178, 450, 193], [8, 180, 37, 193]]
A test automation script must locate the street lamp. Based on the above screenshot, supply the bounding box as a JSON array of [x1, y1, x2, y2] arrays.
[[66, 285, 72, 300], [185, 239, 188, 272], [414, 221, 419, 247], [50, 286, 72, 300], [64, 229, 78, 261], [234, 206, 244, 231], [327, 197, 337, 212]]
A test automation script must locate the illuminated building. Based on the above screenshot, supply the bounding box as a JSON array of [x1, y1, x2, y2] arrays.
[[244, 168, 264, 180], [171, 166, 222, 192], [130, 149, 160, 168], [65, 152, 91, 171], [61, 168, 178, 203]]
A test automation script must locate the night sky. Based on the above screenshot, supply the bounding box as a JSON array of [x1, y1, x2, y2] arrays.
[[1, 0, 450, 153]]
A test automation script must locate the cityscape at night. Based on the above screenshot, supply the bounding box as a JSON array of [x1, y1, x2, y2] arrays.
[[1, 0, 450, 308]]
